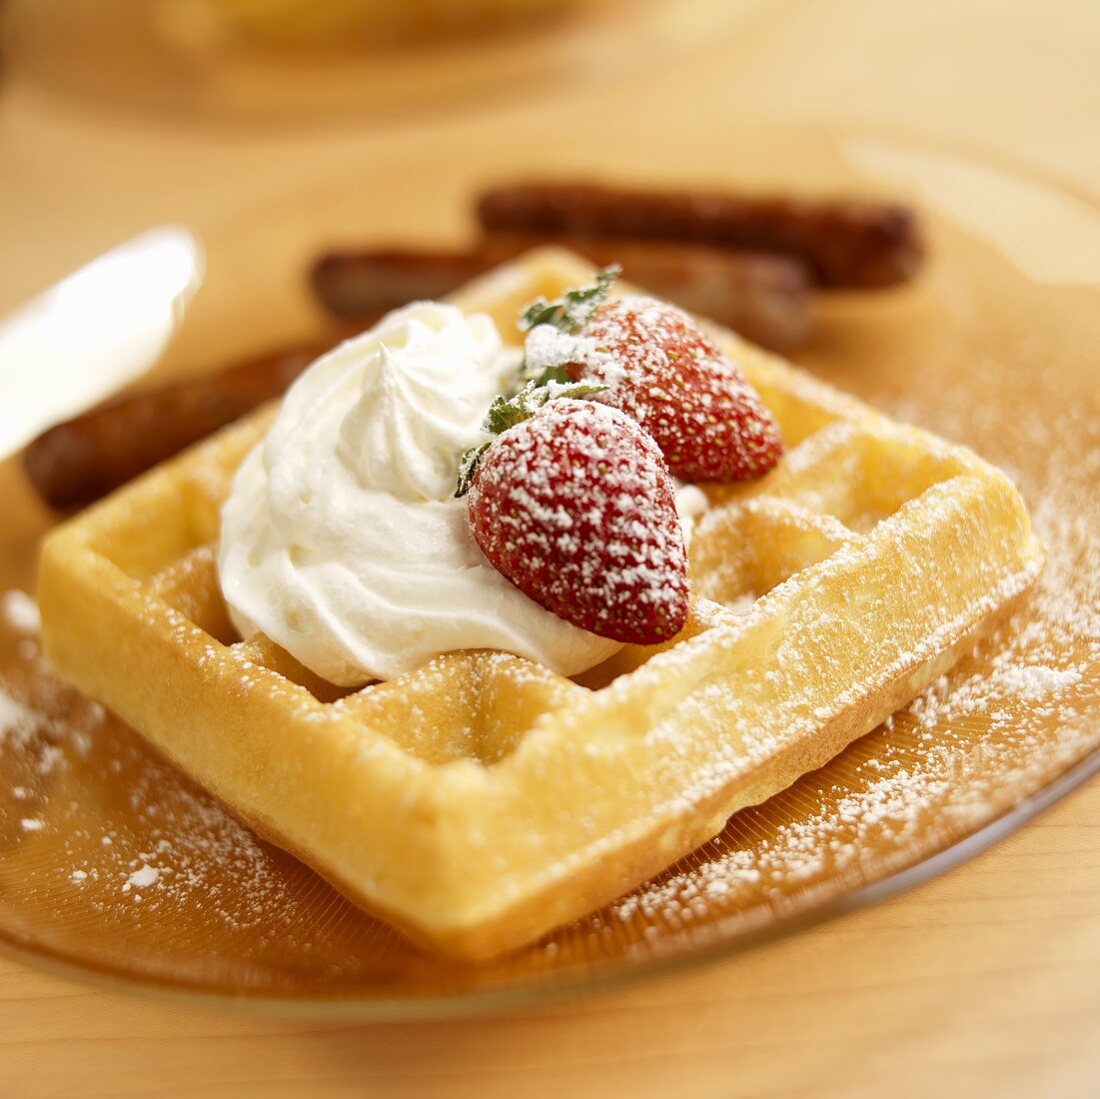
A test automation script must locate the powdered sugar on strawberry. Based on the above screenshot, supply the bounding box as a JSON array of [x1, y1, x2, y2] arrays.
[[566, 295, 784, 483], [467, 400, 689, 645]]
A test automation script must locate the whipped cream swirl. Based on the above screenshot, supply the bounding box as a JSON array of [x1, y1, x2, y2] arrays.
[[217, 302, 624, 685]]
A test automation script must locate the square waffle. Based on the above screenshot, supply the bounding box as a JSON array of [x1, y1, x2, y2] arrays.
[[37, 247, 1043, 959]]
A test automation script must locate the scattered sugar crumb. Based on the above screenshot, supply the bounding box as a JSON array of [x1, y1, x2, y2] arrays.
[[607, 396, 1098, 939], [0, 687, 35, 738], [122, 865, 160, 892], [20, 818, 44, 832], [997, 664, 1081, 699], [1, 590, 40, 634]]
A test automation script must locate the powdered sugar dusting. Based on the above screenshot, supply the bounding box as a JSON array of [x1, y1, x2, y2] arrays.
[[2, 590, 40, 634], [576, 296, 783, 482], [523, 325, 619, 384], [123, 864, 160, 892], [469, 398, 689, 643], [0, 685, 36, 739], [1, 606, 310, 958], [607, 390, 1098, 943]]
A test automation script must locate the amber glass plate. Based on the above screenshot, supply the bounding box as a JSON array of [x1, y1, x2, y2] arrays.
[[1, 124, 1098, 1017]]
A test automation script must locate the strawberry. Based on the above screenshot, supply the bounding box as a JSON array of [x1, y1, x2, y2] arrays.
[[459, 389, 689, 645], [519, 270, 783, 483]]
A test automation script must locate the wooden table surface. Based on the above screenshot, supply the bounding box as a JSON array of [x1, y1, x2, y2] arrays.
[[2, 3, 1099, 1096]]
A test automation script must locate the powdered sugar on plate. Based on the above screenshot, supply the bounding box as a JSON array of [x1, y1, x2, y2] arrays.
[[607, 393, 1098, 942], [122, 864, 160, 892], [1, 590, 40, 635], [1, 600, 303, 950]]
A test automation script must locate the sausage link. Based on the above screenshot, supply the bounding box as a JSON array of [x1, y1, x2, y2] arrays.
[[310, 237, 813, 350], [475, 183, 924, 288], [23, 341, 331, 510]]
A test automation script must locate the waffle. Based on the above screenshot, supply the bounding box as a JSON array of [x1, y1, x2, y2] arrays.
[[37, 247, 1043, 960]]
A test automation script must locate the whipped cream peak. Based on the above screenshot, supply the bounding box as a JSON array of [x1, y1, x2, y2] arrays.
[[336, 308, 499, 502]]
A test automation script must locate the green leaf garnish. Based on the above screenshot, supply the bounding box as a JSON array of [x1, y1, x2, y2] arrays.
[[517, 264, 621, 335], [513, 265, 622, 390], [455, 442, 490, 498], [454, 380, 607, 497], [486, 381, 607, 432], [527, 363, 574, 388], [458, 267, 620, 497], [483, 391, 532, 435]]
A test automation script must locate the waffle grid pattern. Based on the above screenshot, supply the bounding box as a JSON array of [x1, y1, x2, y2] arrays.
[[38, 249, 1043, 958]]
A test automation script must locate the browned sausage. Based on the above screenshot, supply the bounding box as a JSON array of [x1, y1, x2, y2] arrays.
[[23, 341, 333, 510], [310, 237, 813, 350], [475, 182, 924, 288], [310, 248, 488, 321]]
